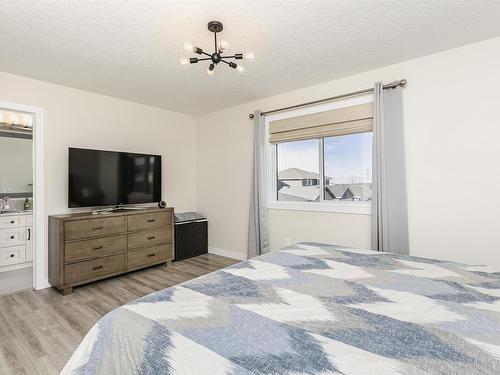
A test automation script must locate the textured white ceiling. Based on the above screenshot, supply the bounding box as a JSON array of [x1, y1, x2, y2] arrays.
[[1, 1, 500, 115]]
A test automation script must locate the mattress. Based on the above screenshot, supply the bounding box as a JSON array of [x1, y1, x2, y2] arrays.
[[62, 243, 500, 374]]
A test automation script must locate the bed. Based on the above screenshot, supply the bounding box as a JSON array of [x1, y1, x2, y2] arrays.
[[62, 243, 500, 374]]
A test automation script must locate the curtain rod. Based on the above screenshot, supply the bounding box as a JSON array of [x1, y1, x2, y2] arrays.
[[249, 79, 407, 119]]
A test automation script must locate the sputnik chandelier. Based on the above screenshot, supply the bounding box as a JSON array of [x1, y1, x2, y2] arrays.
[[180, 21, 254, 76]]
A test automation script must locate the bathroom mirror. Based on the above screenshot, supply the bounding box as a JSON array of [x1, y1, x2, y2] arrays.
[[0, 135, 33, 196]]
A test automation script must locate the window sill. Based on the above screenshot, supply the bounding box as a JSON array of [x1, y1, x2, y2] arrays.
[[267, 201, 372, 215]]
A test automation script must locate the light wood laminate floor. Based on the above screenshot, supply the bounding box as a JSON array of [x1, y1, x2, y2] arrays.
[[0, 254, 239, 375]]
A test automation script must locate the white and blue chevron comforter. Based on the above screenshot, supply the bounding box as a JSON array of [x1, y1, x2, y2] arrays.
[[63, 243, 500, 374]]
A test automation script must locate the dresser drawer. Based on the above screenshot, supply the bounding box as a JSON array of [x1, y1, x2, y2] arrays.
[[0, 245, 26, 267], [127, 211, 172, 232], [65, 235, 126, 263], [127, 244, 172, 269], [0, 228, 26, 248], [65, 216, 126, 241], [64, 254, 125, 285], [128, 227, 172, 250], [0, 215, 25, 229]]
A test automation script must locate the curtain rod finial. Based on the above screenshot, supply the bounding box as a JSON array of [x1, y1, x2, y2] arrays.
[[249, 113, 255, 119], [399, 79, 407, 87]]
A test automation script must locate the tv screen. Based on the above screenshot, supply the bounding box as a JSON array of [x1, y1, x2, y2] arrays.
[[68, 148, 161, 208]]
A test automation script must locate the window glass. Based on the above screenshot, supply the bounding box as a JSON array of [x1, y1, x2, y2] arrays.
[[323, 132, 372, 201], [277, 139, 320, 202]]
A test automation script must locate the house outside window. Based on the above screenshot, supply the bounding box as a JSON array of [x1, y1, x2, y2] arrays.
[[276, 139, 319, 202]]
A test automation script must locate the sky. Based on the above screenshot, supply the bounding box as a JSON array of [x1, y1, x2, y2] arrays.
[[278, 139, 319, 173], [278, 132, 372, 184]]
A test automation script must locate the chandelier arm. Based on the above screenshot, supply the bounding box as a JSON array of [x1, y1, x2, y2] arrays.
[[184, 21, 250, 72]]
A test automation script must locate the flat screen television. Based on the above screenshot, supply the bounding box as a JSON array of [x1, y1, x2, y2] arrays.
[[68, 148, 161, 208]]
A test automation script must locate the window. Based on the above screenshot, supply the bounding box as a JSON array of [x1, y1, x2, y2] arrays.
[[268, 97, 373, 213], [323, 132, 372, 202], [277, 139, 319, 202], [273, 132, 372, 206]]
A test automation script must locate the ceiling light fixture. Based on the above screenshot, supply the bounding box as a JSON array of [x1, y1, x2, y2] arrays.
[[181, 21, 254, 76]]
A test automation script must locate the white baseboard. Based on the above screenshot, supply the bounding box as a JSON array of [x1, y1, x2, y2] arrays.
[[208, 247, 247, 261], [0, 262, 32, 273], [36, 279, 52, 291]]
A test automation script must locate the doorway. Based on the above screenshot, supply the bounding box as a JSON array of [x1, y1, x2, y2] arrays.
[[0, 101, 45, 293]]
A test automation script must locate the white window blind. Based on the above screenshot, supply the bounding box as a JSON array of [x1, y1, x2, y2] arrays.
[[268, 102, 373, 144]]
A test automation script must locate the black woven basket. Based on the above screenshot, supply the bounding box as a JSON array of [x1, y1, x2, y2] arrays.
[[174, 220, 208, 260]]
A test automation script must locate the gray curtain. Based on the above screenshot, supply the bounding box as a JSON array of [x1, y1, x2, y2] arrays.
[[248, 110, 270, 258], [372, 82, 409, 254]]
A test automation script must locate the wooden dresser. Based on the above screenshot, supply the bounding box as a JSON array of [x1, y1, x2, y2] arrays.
[[49, 207, 174, 295]]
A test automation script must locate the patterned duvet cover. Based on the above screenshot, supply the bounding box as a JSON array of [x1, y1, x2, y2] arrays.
[[62, 243, 500, 374]]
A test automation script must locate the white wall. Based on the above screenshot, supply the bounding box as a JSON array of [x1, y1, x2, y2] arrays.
[[0, 71, 198, 284], [0, 136, 33, 193], [2, 35, 500, 274], [268, 209, 371, 250], [196, 36, 500, 265]]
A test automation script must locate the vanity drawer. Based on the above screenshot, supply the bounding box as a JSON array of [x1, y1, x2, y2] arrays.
[[26, 244, 33, 262], [127, 211, 173, 232], [127, 227, 172, 250], [127, 244, 172, 269], [0, 215, 25, 229], [65, 235, 126, 263], [0, 245, 26, 267], [65, 216, 126, 241], [64, 254, 125, 285], [0, 228, 26, 248]]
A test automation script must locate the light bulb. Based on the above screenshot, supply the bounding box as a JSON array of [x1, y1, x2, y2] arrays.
[[218, 40, 229, 52], [184, 42, 194, 52], [244, 53, 255, 60], [180, 58, 189, 65], [24, 114, 33, 127], [207, 64, 215, 76], [236, 65, 244, 72]]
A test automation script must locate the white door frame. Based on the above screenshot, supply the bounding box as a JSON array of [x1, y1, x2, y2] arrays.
[[0, 100, 47, 290]]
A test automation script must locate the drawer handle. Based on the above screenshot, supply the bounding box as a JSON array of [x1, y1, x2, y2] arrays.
[[93, 245, 103, 250], [147, 253, 156, 257], [92, 265, 103, 271], [10, 220, 14, 224], [147, 236, 156, 240], [147, 219, 156, 223], [10, 235, 14, 239], [10, 254, 14, 258], [27, 228, 30, 241], [92, 226, 103, 230]]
